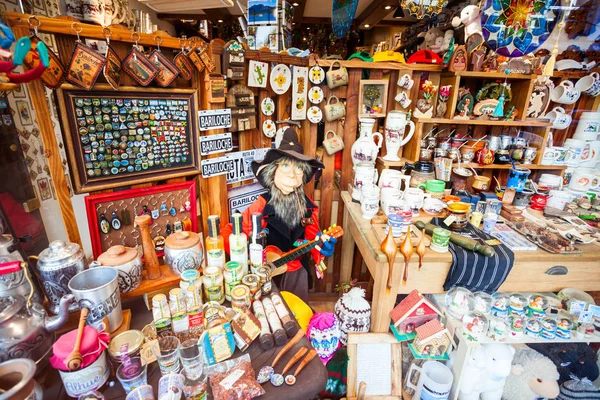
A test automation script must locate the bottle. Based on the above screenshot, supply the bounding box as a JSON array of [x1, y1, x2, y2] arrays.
[[249, 212, 266, 274], [169, 288, 188, 335], [202, 266, 225, 305], [152, 294, 173, 337], [205, 215, 225, 269], [229, 213, 249, 275]]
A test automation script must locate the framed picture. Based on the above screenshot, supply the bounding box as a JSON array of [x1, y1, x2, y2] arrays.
[[16, 100, 33, 126], [359, 80, 389, 118], [57, 85, 200, 193]]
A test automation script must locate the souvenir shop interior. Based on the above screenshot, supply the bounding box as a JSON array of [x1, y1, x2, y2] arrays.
[[0, 0, 599, 399]]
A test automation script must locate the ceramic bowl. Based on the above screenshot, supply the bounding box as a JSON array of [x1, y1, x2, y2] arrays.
[[422, 198, 446, 215]]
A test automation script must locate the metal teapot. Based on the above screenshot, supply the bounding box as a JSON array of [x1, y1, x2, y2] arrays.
[[0, 262, 73, 366]]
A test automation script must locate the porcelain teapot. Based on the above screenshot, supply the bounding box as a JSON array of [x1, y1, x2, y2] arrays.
[[0, 262, 73, 365], [351, 118, 383, 165]]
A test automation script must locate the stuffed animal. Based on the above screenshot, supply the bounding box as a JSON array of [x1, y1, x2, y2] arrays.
[[528, 343, 599, 384], [423, 28, 443, 52], [451, 5, 482, 40], [504, 347, 560, 400], [440, 30, 454, 53]]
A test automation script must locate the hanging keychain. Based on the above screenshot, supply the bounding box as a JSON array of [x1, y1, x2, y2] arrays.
[[66, 22, 106, 90], [179, 192, 186, 213], [99, 208, 111, 234], [168, 195, 177, 216], [22, 16, 66, 89], [120, 201, 131, 226], [182, 216, 192, 231], [173, 219, 183, 232], [102, 26, 121, 90], [186, 37, 205, 73], [165, 223, 172, 236], [122, 32, 158, 86], [149, 34, 179, 87], [159, 195, 169, 216], [150, 197, 160, 220], [173, 36, 194, 81], [111, 210, 122, 230], [197, 41, 215, 73]]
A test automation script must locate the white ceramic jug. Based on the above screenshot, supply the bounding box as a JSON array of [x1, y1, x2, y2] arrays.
[[383, 111, 415, 161], [351, 118, 383, 165]]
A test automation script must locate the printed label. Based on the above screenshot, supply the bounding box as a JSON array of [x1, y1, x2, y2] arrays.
[[219, 369, 245, 390]]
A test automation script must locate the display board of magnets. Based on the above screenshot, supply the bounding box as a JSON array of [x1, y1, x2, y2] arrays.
[[84, 181, 198, 259], [58, 86, 200, 193]]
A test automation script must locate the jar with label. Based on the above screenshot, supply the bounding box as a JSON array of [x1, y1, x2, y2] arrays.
[[256, 266, 270, 285], [202, 266, 224, 305], [169, 288, 189, 335], [242, 274, 260, 297], [229, 213, 249, 275], [231, 285, 251, 311], [185, 285, 204, 336], [180, 269, 200, 293], [223, 261, 243, 301], [202, 301, 227, 329], [152, 294, 173, 336]]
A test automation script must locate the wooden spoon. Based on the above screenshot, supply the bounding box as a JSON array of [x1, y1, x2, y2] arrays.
[[381, 223, 398, 293], [400, 226, 414, 285], [66, 308, 88, 371], [416, 231, 426, 270], [257, 329, 305, 383], [285, 349, 318, 385]]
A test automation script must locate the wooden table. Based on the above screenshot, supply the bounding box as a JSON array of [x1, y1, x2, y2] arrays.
[[340, 191, 600, 333]]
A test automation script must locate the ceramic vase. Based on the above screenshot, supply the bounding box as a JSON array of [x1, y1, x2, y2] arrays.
[[382, 111, 415, 161], [351, 118, 383, 165]]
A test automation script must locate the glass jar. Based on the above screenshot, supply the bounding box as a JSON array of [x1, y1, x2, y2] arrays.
[[241, 274, 260, 296], [230, 285, 251, 311], [152, 294, 173, 336], [223, 261, 243, 302], [202, 266, 224, 305], [256, 266, 270, 285], [202, 302, 227, 329], [180, 269, 200, 293]]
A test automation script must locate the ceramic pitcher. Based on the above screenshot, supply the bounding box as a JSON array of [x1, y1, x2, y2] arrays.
[[352, 162, 378, 201], [383, 111, 415, 161], [351, 118, 383, 165]]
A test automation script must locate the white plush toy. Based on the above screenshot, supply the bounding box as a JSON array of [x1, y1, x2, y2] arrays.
[[504, 347, 560, 400], [424, 28, 443, 52], [440, 30, 454, 53], [452, 5, 483, 39], [453, 344, 515, 400]]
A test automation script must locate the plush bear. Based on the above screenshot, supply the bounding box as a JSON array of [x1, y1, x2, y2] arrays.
[[440, 30, 454, 53], [528, 343, 599, 384], [504, 347, 560, 400], [452, 5, 482, 40], [423, 28, 443, 52]]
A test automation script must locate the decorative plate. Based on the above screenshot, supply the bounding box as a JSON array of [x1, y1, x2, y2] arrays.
[[308, 86, 324, 104], [309, 66, 325, 84], [481, 0, 560, 58], [270, 64, 292, 95], [307, 106, 323, 123], [261, 97, 275, 116], [262, 120, 276, 138]]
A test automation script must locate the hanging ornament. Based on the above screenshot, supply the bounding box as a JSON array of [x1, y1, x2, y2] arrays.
[[120, 207, 131, 226], [99, 214, 111, 234], [165, 223, 172, 236], [169, 199, 177, 216], [110, 211, 122, 230]]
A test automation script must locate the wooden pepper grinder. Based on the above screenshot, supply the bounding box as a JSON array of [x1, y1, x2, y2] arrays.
[[134, 214, 161, 280]]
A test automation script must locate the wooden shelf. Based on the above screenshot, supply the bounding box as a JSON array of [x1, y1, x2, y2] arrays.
[[312, 58, 444, 71], [120, 264, 180, 301], [415, 118, 552, 127], [0, 83, 19, 91], [444, 71, 537, 80], [455, 163, 568, 170]]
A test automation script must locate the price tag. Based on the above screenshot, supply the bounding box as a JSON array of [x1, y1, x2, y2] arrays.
[[443, 215, 456, 226]]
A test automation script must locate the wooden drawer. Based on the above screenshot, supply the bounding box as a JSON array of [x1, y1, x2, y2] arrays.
[[501, 259, 600, 292]]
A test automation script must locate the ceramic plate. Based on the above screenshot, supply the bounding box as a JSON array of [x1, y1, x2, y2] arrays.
[[309, 65, 325, 84], [270, 64, 292, 95], [261, 97, 275, 116], [307, 106, 323, 123], [262, 119, 276, 138], [308, 86, 324, 104], [481, 0, 560, 57]]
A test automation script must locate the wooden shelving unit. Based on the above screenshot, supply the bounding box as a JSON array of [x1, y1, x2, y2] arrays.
[[454, 163, 567, 170], [443, 71, 536, 80], [415, 118, 552, 127]]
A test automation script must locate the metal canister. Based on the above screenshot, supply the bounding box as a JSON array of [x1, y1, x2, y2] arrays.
[[223, 261, 243, 302]]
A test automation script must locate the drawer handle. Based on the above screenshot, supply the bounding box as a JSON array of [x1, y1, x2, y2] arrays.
[[546, 266, 568, 275]]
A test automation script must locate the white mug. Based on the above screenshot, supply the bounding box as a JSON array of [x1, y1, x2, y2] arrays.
[[541, 147, 559, 165], [551, 80, 581, 104], [546, 106, 572, 130], [360, 191, 380, 220], [352, 162, 378, 200], [406, 361, 453, 400], [379, 169, 411, 190], [383, 198, 409, 217], [397, 73, 414, 90], [395, 91, 412, 109], [569, 168, 598, 192], [404, 187, 429, 216], [575, 72, 600, 97], [564, 138, 588, 166]]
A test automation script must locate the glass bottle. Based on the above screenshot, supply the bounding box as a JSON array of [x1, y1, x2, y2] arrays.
[[249, 212, 266, 274], [205, 215, 225, 269], [228, 213, 248, 275]]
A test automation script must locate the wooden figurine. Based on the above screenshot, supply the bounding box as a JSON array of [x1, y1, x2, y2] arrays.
[[134, 214, 161, 280], [449, 45, 467, 72], [416, 233, 426, 270], [222, 40, 245, 80], [465, 33, 484, 57], [381, 223, 397, 294], [526, 79, 553, 119], [225, 84, 257, 132], [413, 319, 452, 357], [470, 48, 486, 72], [390, 289, 442, 336]]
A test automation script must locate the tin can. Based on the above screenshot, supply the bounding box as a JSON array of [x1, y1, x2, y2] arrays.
[[231, 285, 250, 311], [202, 266, 224, 305], [223, 261, 243, 301]]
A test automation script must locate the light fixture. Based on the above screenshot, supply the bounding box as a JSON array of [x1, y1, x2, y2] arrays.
[[218, 19, 223, 23], [384, 5, 392, 9], [292, 22, 296, 25], [303, 37, 307, 41], [307, 27, 310, 30], [292, 2, 299, 6], [364, 24, 370, 28]]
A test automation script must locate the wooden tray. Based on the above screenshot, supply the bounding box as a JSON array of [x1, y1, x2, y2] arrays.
[[506, 222, 582, 255]]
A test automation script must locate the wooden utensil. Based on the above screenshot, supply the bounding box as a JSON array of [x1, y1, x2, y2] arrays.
[[134, 214, 161, 280], [416, 231, 426, 270], [270, 347, 309, 386], [65, 308, 88, 371], [400, 225, 414, 285], [381, 224, 397, 293], [257, 329, 305, 383], [285, 349, 318, 385], [357, 382, 367, 400]]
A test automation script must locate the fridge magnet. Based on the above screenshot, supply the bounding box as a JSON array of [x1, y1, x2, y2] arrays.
[[308, 86, 324, 104], [223, 40, 245, 80], [174, 52, 194, 80], [66, 42, 106, 90], [291, 66, 308, 120], [149, 49, 179, 87], [37, 177, 52, 200], [187, 49, 205, 73], [358, 80, 388, 118], [16, 100, 33, 126], [261, 97, 275, 116], [270, 64, 292, 95], [248, 60, 268, 88], [122, 47, 158, 86], [309, 65, 325, 84], [307, 106, 323, 123], [262, 119, 276, 138], [103, 45, 121, 90]]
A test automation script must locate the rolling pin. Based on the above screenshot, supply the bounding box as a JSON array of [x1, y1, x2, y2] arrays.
[[414, 221, 495, 257], [134, 214, 161, 280]]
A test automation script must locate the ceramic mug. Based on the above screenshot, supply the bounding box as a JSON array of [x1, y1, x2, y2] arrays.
[[575, 72, 600, 97], [472, 176, 491, 191], [506, 167, 531, 193], [569, 168, 599, 192], [551, 80, 581, 104], [352, 162, 378, 200], [397, 73, 414, 90], [360, 192, 380, 220], [378, 169, 411, 190], [406, 361, 453, 400], [394, 91, 412, 109], [382, 198, 409, 217], [404, 187, 429, 216], [423, 197, 445, 214], [417, 179, 445, 199], [522, 147, 537, 164], [541, 147, 559, 165], [552, 146, 575, 165], [323, 130, 344, 155], [564, 138, 588, 166], [546, 106, 572, 130]]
